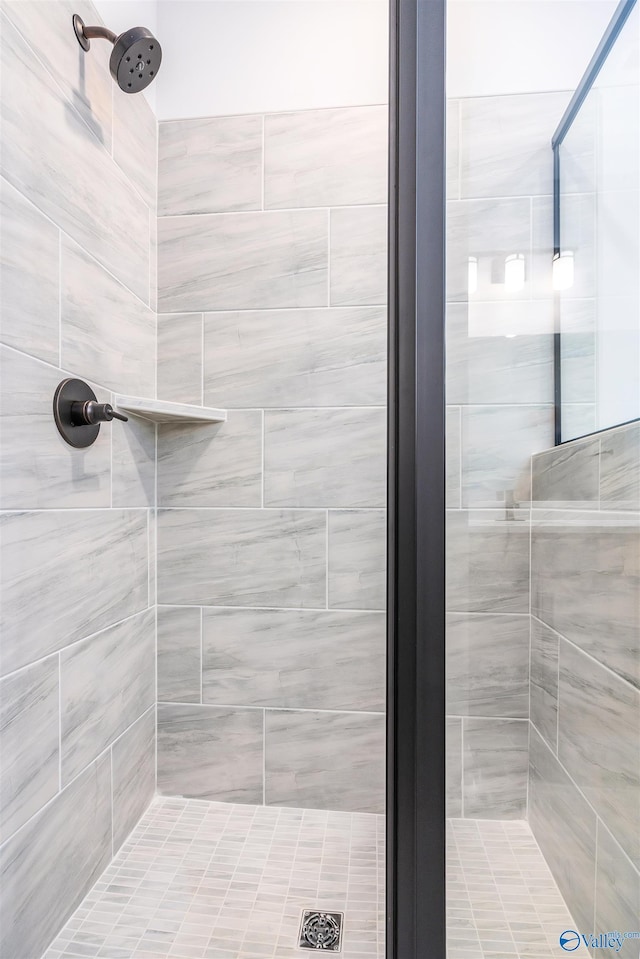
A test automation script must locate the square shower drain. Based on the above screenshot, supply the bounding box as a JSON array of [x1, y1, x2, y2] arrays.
[[298, 910, 344, 951]]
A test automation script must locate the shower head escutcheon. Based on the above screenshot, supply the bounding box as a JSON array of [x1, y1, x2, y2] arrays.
[[72, 14, 162, 93]]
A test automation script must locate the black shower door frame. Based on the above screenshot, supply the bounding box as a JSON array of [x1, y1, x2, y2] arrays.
[[387, 0, 447, 957]]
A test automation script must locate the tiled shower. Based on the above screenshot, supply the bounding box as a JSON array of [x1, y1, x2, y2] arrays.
[[0, 0, 638, 958]]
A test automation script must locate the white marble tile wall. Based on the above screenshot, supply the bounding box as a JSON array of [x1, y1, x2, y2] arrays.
[[156, 104, 388, 816], [0, 2, 158, 955], [529, 422, 640, 947], [445, 91, 562, 822]]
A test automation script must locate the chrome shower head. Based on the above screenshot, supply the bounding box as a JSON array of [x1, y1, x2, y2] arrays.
[[72, 14, 162, 93]]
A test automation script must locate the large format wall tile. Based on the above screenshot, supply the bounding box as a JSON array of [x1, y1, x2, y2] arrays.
[[112, 707, 156, 851], [0, 753, 112, 959], [0, 657, 59, 841], [61, 238, 156, 397], [459, 92, 567, 198], [0, 347, 111, 510], [0, 16, 149, 302], [157, 313, 203, 405], [461, 405, 552, 507], [265, 710, 385, 813], [113, 89, 158, 211], [157, 704, 263, 803], [600, 422, 640, 511], [111, 413, 156, 509], [462, 718, 528, 818], [264, 408, 386, 508], [60, 609, 155, 784], [202, 608, 385, 711], [446, 510, 530, 613], [158, 210, 328, 312], [595, 825, 640, 957], [532, 436, 600, 508], [329, 206, 387, 306], [204, 307, 387, 409], [159, 115, 262, 215], [158, 412, 262, 507], [558, 638, 640, 868], [158, 606, 202, 704], [264, 106, 387, 209], [1, 510, 149, 676], [528, 726, 597, 936], [532, 509, 640, 688], [328, 510, 386, 610], [0, 178, 59, 364], [3, 0, 113, 151], [530, 617, 559, 751], [446, 613, 529, 718], [157, 509, 326, 608], [446, 303, 553, 405]]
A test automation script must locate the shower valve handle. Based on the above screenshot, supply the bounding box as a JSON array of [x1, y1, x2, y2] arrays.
[[70, 401, 128, 426]]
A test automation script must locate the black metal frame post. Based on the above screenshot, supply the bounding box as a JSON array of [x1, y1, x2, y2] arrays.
[[387, 0, 446, 956]]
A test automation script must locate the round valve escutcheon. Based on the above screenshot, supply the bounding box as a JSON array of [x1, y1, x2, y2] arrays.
[[53, 378, 128, 448]]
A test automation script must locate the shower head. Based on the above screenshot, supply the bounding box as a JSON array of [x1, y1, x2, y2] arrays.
[[72, 14, 162, 93]]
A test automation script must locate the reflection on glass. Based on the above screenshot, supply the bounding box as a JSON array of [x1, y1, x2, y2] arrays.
[[557, 3, 640, 440]]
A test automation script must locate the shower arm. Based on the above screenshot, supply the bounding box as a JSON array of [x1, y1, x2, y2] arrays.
[[81, 24, 117, 43], [72, 15, 116, 51]]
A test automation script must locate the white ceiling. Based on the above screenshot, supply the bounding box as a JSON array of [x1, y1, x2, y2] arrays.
[[94, 0, 619, 119]]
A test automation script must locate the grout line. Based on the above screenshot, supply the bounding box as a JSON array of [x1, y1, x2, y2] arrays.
[[156, 304, 388, 317], [325, 510, 329, 608], [156, 702, 386, 717], [261, 114, 265, 211], [155, 603, 384, 613], [200, 313, 205, 405], [592, 817, 599, 937], [148, 205, 153, 316], [57, 231, 62, 367], [154, 701, 158, 793], [527, 452, 533, 815], [457, 100, 462, 202], [457, 405, 462, 507], [158, 102, 390, 125], [157, 201, 388, 220], [556, 627, 561, 755], [448, 713, 529, 722], [261, 409, 265, 508], [110, 391, 114, 510], [199, 606, 204, 704], [327, 208, 331, 305], [460, 718, 465, 818], [109, 745, 114, 859], [57, 653, 62, 791], [153, 504, 386, 511]]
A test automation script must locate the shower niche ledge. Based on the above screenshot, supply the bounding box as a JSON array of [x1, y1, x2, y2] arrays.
[[114, 395, 227, 424]]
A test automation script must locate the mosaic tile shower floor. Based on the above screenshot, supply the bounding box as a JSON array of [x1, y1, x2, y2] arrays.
[[45, 800, 575, 959], [447, 819, 576, 959]]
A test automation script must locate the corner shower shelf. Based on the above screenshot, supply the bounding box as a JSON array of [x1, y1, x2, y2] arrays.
[[114, 395, 227, 425]]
